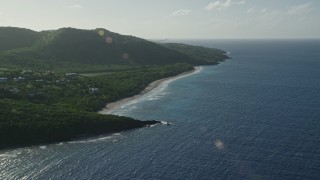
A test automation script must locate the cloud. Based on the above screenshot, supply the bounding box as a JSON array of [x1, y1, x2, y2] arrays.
[[69, 4, 82, 9], [170, 9, 192, 16], [205, 18, 226, 25], [298, 17, 307, 22], [261, 8, 267, 13], [247, 7, 254, 13], [204, 0, 246, 10], [287, 2, 312, 15]]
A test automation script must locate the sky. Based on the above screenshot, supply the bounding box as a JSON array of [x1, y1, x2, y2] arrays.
[[0, 0, 320, 39]]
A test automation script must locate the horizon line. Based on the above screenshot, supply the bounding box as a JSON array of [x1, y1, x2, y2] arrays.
[[1, 26, 320, 40]]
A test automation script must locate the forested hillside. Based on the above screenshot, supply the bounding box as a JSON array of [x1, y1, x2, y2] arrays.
[[0, 27, 229, 149], [0, 27, 228, 71], [0, 64, 193, 148]]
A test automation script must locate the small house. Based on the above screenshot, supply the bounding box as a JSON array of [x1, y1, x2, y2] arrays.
[[27, 91, 44, 98], [0, 77, 8, 83], [56, 78, 70, 84], [10, 88, 20, 94], [65, 73, 77, 77], [36, 79, 44, 83], [22, 70, 33, 74], [14, 77, 25, 82], [89, 88, 100, 94]]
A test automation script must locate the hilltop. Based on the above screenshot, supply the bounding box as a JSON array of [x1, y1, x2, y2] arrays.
[[0, 27, 228, 71], [0, 27, 41, 52]]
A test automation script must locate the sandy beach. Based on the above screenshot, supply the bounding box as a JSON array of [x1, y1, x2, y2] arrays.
[[99, 66, 202, 114]]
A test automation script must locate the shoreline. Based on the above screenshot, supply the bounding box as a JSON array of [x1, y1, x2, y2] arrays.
[[0, 66, 202, 151], [99, 66, 203, 115]]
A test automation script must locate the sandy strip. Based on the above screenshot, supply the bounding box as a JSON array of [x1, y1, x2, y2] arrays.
[[98, 66, 202, 115]]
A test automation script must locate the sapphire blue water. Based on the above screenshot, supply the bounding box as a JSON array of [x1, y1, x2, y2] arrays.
[[1, 40, 320, 179]]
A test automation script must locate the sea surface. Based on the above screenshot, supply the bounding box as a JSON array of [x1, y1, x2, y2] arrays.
[[1, 39, 320, 180]]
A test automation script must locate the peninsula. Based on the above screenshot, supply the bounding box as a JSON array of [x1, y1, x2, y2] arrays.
[[0, 27, 229, 149]]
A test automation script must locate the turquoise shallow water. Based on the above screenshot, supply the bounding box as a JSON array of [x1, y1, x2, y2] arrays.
[[1, 39, 320, 179]]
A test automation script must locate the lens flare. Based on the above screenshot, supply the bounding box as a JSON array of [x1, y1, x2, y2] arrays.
[[214, 139, 224, 150], [105, 37, 113, 44], [98, 30, 105, 36]]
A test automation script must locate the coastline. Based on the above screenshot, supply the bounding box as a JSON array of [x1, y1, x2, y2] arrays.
[[0, 65, 200, 150], [99, 66, 203, 115]]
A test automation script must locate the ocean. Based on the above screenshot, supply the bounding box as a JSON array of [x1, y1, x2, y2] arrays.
[[1, 39, 320, 180]]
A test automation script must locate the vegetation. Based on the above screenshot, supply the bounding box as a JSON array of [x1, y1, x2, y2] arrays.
[[0, 64, 193, 148], [0, 27, 228, 71], [0, 99, 157, 148], [0, 27, 41, 52], [162, 43, 229, 65], [0, 27, 229, 149]]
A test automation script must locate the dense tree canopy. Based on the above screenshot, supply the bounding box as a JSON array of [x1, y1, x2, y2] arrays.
[[0, 64, 193, 148], [0, 27, 228, 71], [0, 27, 228, 149]]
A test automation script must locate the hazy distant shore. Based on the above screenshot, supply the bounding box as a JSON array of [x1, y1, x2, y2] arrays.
[[99, 66, 202, 115]]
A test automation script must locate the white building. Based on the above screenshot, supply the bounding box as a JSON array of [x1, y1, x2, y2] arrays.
[[89, 88, 100, 94]]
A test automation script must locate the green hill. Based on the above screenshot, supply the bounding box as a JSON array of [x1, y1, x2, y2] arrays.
[[0, 27, 230, 149], [162, 43, 229, 65], [0, 27, 228, 71], [0, 27, 41, 51], [0, 64, 191, 149]]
